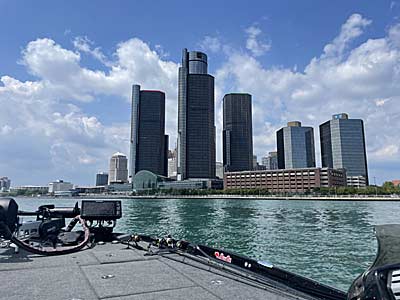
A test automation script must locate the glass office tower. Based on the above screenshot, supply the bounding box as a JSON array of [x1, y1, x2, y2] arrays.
[[277, 121, 316, 169], [177, 49, 215, 179], [223, 93, 253, 172], [319, 113, 368, 185], [129, 84, 168, 178]]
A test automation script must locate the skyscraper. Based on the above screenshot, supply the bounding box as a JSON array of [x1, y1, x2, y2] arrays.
[[223, 93, 253, 172], [320, 113, 368, 186], [262, 151, 278, 170], [177, 49, 215, 179], [277, 121, 315, 169], [130, 85, 168, 178], [95, 172, 108, 186], [108, 152, 128, 184]]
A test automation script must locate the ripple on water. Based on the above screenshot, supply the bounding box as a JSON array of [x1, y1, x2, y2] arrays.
[[15, 197, 400, 291]]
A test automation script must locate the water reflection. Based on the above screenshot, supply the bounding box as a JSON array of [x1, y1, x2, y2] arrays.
[[14, 197, 400, 291]]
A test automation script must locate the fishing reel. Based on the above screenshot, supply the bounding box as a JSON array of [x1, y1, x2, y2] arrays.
[[0, 198, 122, 255]]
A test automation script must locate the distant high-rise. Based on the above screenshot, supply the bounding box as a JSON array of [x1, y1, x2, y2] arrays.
[[177, 49, 215, 179], [168, 149, 177, 178], [130, 85, 168, 178], [0, 177, 11, 192], [252, 155, 258, 170], [262, 151, 278, 170], [215, 162, 224, 179], [95, 172, 108, 186], [320, 113, 368, 186], [277, 121, 315, 169], [108, 152, 128, 184], [223, 93, 253, 172]]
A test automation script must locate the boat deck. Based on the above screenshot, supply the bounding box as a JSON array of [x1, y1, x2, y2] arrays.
[[0, 241, 318, 300]]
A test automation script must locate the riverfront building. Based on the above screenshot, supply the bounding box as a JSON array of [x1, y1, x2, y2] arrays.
[[222, 93, 253, 172], [277, 121, 315, 169], [132, 170, 222, 191], [319, 113, 368, 187], [108, 152, 128, 184], [224, 167, 347, 193], [48, 180, 73, 194], [95, 172, 108, 186], [130, 85, 168, 178], [177, 49, 216, 180], [10, 185, 48, 193]]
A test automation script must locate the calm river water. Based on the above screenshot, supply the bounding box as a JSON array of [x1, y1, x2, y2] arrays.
[[14, 197, 400, 291]]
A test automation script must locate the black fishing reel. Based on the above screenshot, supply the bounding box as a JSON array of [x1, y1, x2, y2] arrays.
[[0, 198, 122, 255]]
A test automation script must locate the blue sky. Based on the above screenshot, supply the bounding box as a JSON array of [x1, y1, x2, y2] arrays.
[[0, 0, 399, 185]]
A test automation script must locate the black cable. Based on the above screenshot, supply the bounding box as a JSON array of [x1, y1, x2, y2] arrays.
[[3, 216, 90, 256]]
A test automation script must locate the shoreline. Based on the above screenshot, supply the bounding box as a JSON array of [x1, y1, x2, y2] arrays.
[[13, 194, 400, 201]]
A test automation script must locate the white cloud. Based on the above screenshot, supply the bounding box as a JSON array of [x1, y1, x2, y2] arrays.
[[245, 25, 271, 56], [322, 14, 371, 59], [73, 36, 110, 65], [154, 44, 170, 58], [215, 14, 400, 182], [199, 36, 222, 53], [0, 37, 179, 185], [375, 144, 399, 158], [375, 98, 390, 106]]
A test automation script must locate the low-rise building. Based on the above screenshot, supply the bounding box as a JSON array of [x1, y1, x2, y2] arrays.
[[48, 180, 73, 194], [159, 178, 223, 190], [10, 185, 48, 193], [391, 180, 400, 187], [132, 170, 223, 191], [74, 186, 106, 194], [107, 183, 133, 193], [347, 176, 367, 188], [224, 167, 346, 193]]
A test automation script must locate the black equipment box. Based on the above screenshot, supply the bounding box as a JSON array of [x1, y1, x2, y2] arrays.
[[80, 200, 122, 220]]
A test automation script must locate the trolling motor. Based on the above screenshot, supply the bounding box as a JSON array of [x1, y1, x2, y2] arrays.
[[0, 198, 121, 256], [348, 224, 400, 300]]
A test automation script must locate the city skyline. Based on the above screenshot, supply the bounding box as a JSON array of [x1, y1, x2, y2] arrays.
[[1, 1, 399, 185]]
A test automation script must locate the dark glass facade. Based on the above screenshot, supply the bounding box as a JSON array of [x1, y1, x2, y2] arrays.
[[130, 85, 168, 177], [276, 122, 315, 169], [95, 173, 108, 186], [319, 121, 333, 168], [223, 93, 253, 172], [177, 49, 216, 179], [319, 114, 368, 184], [277, 129, 285, 169]]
